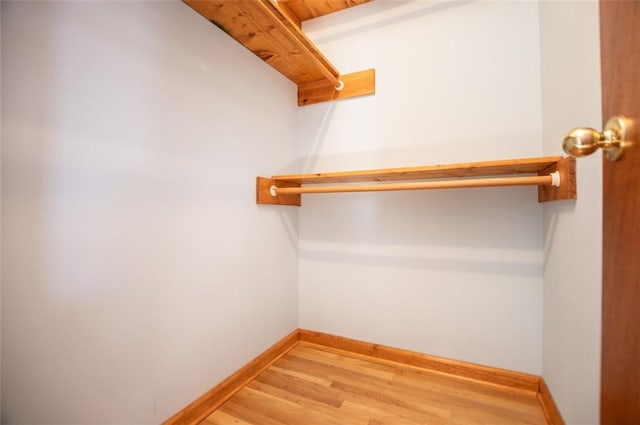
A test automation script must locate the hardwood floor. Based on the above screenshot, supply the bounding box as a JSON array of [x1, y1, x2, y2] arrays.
[[202, 342, 547, 425]]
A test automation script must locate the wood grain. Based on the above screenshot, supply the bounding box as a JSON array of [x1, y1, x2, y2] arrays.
[[275, 1, 302, 28], [168, 329, 563, 424], [256, 177, 301, 206], [183, 1, 375, 105], [183, 0, 339, 85], [279, 0, 371, 22], [272, 156, 565, 184], [600, 1, 640, 423], [298, 68, 375, 106], [537, 156, 576, 202], [273, 174, 553, 195], [259, 0, 340, 85], [299, 329, 541, 392], [204, 341, 547, 425], [537, 378, 564, 425], [163, 329, 300, 425], [258, 156, 574, 205]]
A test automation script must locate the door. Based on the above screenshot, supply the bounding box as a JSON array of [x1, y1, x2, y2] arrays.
[[600, 1, 640, 423]]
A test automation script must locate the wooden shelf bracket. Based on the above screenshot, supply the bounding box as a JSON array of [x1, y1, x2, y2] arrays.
[[256, 156, 577, 206]]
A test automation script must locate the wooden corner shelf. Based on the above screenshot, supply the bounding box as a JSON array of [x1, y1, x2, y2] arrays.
[[256, 156, 577, 206], [183, 0, 375, 106]]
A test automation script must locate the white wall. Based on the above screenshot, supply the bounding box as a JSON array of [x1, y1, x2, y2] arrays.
[[0, 1, 604, 423], [0, 0, 2, 410], [1, 2, 298, 423], [298, 0, 545, 374], [539, 2, 602, 423], [0, 2, 3, 412]]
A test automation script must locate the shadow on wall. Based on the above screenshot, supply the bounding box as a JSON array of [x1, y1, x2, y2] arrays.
[[290, 102, 337, 174], [298, 184, 545, 279], [275, 207, 299, 250], [542, 199, 577, 267], [299, 242, 542, 278], [307, 0, 475, 44]]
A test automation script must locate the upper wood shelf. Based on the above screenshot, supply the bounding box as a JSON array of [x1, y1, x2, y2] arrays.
[[257, 156, 577, 206], [183, 0, 375, 106]]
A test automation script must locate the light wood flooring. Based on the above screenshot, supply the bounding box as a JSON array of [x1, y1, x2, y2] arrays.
[[202, 342, 547, 425]]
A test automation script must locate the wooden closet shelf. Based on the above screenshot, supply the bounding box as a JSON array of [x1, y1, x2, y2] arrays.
[[183, 0, 375, 106], [256, 156, 577, 206]]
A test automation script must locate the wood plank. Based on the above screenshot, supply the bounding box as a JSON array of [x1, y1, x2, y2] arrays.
[[217, 397, 287, 425], [203, 338, 547, 425], [183, 1, 375, 105], [256, 177, 301, 206], [279, 0, 372, 21], [451, 405, 538, 425], [183, 0, 339, 85], [167, 330, 559, 424], [258, 157, 573, 205], [184, 1, 318, 82], [248, 378, 344, 416], [202, 410, 253, 425], [271, 156, 565, 184], [537, 156, 576, 203], [162, 329, 300, 425], [272, 174, 553, 195], [298, 68, 375, 106], [332, 385, 452, 424], [288, 343, 398, 381], [393, 367, 544, 423], [537, 378, 565, 425], [255, 368, 343, 408], [260, 0, 341, 84], [275, 1, 302, 29], [298, 329, 541, 392], [600, 1, 640, 423], [223, 386, 348, 425]]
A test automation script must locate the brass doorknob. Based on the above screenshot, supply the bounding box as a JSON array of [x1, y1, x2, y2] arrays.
[[563, 115, 629, 161]]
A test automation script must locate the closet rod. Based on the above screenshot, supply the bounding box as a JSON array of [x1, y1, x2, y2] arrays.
[[270, 172, 560, 196]]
